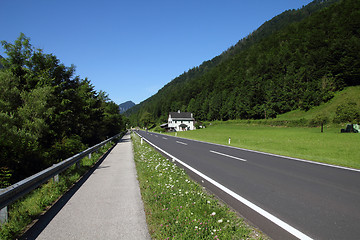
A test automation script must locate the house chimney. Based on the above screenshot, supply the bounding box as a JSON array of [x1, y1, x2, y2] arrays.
[[178, 110, 180, 113]]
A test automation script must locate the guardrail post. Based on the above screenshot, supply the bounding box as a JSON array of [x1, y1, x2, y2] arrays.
[[51, 164, 59, 182], [0, 188, 8, 224], [141, 138, 143, 145], [0, 206, 7, 224], [88, 153, 92, 159], [53, 174, 59, 183]]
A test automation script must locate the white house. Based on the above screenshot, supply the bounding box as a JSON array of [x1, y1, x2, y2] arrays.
[[167, 110, 195, 131]]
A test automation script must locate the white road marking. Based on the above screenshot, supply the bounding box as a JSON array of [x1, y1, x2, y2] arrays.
[[171, 134, 360, 173], [176, 141, 188, 145], [210, 150, 247, 162], [162, 137, 168, 140], [155, 135, 158, 137], [136, 132, 314, 240]]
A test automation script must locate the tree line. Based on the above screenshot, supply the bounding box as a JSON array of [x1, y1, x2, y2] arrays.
[[127, 0, 359, 127], [0, 34, 125, 185]]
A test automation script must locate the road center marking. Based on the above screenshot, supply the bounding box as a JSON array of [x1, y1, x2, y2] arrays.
[[176, 141, 188, 145], [162, 137, 168, 140], [210, 150, 247, 162], [136, 132, 313, 240]]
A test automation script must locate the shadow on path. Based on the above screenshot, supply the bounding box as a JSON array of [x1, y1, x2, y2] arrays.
[[19, 139, 121, 240]]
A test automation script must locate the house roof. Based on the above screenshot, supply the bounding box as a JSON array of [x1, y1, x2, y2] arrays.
[[169, 111, 194, 120]]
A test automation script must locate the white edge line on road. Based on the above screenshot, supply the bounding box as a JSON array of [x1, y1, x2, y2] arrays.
[[176, 141, 188, 145], [157, 132, 360, 173], [135, 132, 313, 240], [210, 150, 247, 162]]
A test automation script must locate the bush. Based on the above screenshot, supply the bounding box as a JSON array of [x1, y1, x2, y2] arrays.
[[48, 135, 86, 164], [310, 114, 329, 132], [153, 126, 165, 133], [0, 167, 12, 188], [333, 102, 360, 124]]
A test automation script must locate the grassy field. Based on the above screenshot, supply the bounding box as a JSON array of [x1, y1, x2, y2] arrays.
[[277, 86, 360, 121], [170, 123, 360, 170], [132, 132, 266, 239], [155, 86, 360, 169]]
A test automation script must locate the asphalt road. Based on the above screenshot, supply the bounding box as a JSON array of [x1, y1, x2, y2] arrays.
[[136, 130, 360, 240]]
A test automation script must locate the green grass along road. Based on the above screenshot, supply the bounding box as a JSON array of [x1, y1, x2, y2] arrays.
[[170, 124, 360, 170], [161, 86, 360, 170], [132, 133, 267, 240]]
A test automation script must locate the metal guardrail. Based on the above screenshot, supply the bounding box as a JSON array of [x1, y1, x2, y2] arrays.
[[0, 132, 125, 211]]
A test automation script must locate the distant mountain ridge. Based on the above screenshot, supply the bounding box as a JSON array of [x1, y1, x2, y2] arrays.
[[119, 101, 135, 113]]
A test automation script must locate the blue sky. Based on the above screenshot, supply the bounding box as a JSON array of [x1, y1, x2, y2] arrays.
[[1, 0, 312, 104]]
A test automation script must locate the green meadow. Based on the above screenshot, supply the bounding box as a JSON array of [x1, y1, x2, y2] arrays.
[[172, 123, 360, 170], [164, 86, 360, 170], [277, 86, 360, 121]]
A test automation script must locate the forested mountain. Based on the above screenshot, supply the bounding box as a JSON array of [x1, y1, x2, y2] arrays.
[[0, 55, 3, 69], [119, 100, 135, 113], [127, 0, 360, 126], [0, 34, 126, 184]]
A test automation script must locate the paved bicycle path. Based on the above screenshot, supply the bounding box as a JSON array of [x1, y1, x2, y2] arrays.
[[27, 133, 150, 240]]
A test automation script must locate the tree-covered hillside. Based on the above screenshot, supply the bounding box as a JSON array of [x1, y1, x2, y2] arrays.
[[128, 0, 359, 126], [0, 55, 4, 69], [0, 34, 126, 184]]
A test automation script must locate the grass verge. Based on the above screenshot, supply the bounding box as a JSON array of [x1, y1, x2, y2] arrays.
[[132, 132, 266, 240], [0, 141, 116, 240]]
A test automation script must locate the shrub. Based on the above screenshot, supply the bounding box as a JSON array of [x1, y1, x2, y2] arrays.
[[310, 114, 329, 132], [333, 102, 360, 124], [153, 126, 165, 133]]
